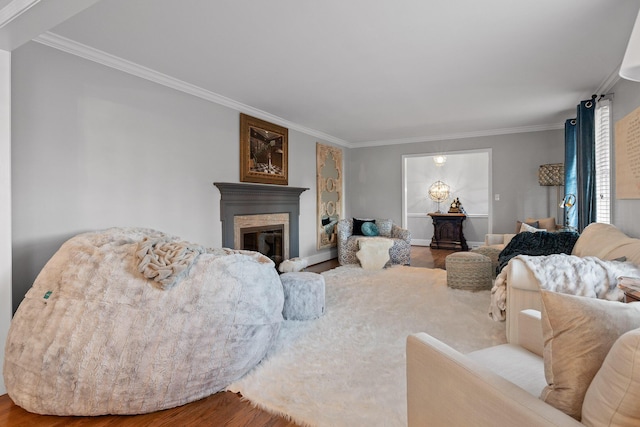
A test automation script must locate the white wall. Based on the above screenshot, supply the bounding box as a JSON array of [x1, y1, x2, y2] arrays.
[[404, 150, 490, 246], [0, 49, 11, 394], [347, 129, 565, 243], [11, 42, 337, 312]]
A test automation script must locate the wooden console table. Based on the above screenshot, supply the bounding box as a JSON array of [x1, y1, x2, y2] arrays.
[[428, 213, 468, 251]]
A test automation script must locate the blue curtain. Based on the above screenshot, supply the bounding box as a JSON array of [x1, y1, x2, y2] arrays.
[[576, 99, 596, 231], [564, 119, 577, 228], [564, 98, 596, 232]]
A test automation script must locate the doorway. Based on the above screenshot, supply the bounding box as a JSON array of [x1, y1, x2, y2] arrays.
[[402, 149, 492, 247]]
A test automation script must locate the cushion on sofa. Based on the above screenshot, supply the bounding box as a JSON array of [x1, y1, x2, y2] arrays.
[[361, 221, 379, 236], [467, 343, 547, 397], [375, 218, 393, 237], [581, 327, 640, 426], [572, 222, 640, 265], [352, 218, 375, 235], [520, 222, 545, 233], [539, 291, 640, 420], [516, 220, 539, 234], [526, 217, 557, 231]]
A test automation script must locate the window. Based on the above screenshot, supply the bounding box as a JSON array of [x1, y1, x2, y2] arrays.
[[594, 98, 611, 224]]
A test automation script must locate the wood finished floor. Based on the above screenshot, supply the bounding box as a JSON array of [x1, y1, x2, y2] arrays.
[[0, 246, 455, 427]]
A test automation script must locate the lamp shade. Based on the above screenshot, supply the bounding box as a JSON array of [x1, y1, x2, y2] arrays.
[[620, 9, 640, 81], [538, 163, 564, 186]]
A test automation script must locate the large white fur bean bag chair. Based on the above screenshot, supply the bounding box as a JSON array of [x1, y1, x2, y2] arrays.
[[4, 227, 284, 416]]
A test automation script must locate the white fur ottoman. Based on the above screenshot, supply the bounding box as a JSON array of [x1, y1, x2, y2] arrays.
[[280, 272, 325, 320]]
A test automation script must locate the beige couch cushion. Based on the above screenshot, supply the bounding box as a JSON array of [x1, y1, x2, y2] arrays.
[[516, 220, 539, 233], [526, 217, 556, 231], [520, 222, 545, 233], [572, 222, 640, 265], [467, 343, 546, 397], [539, 291, 640, 420], [582, 327, 640, 426]]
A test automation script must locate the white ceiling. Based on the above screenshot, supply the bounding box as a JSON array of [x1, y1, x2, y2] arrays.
[[34, 0, 640, 146]]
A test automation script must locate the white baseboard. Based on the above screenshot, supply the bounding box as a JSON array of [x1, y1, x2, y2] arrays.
[[411, 239, 431, 246], [305, 249, 337, 266], [412, 239, 484, 249]]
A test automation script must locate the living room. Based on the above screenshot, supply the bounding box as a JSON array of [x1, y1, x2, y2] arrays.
[[3, 1, 640, 426]]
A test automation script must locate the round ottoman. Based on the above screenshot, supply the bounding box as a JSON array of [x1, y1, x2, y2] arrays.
[[280, 272, 326, 320], [445, 251, 493, 290], [470, 246, 502, 278]]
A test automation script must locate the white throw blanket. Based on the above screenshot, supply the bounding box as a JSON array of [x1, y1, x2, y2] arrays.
[[489, 254, 640, 321], [136, 237, 205, 290]]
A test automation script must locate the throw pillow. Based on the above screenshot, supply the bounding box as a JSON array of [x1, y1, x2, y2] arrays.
[[376, 219, 393, 237], [519, 222, 545, 233], [515, 220, 539, 234], [582, 327, 640, 426], [539, 291, 640, 420], [361, 222, 379, 237], [352, 218, 375, 236], [526, 217, 557, 231]]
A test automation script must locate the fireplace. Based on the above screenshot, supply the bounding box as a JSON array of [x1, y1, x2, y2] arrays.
[[241, 224, 284, 266], [234, 213, 289, 267], [214, 182, 308, 261]]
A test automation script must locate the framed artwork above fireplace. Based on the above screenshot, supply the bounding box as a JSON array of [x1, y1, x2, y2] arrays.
[[240, 113, 288, 185]]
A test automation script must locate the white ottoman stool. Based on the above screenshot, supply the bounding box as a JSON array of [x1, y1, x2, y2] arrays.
[[280, 272, 326, 320], [445, 251, 493, 290]]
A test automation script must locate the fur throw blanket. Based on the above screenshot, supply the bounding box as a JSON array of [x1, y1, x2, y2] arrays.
[[497, 231, 580, 273], [136, 237, 205, 290], [489, 254, 640, 321]]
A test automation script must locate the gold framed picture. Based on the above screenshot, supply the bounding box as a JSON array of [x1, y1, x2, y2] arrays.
[[240, 113, 288, 185]]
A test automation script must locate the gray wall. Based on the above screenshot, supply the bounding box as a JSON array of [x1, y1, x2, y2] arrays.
[[347, 129, 565, 243], [16, 39, 639, 315], [11, 42, 340, 312], [610, 78, 640, 237]]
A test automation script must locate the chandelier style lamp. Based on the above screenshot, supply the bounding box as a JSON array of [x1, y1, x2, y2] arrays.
[[433, 155, 447, 167], [428, 180, 450, 213]]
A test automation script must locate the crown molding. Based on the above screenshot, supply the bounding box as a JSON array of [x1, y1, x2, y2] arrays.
[[0, 0, 41, 28], [33, 31, 351, 148], [594, 65, 621, 96], [350, 123, 565, 148], [32, 31, 571, 150]]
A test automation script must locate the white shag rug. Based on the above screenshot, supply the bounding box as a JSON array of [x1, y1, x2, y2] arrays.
[[227, 265, 507, 426]]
